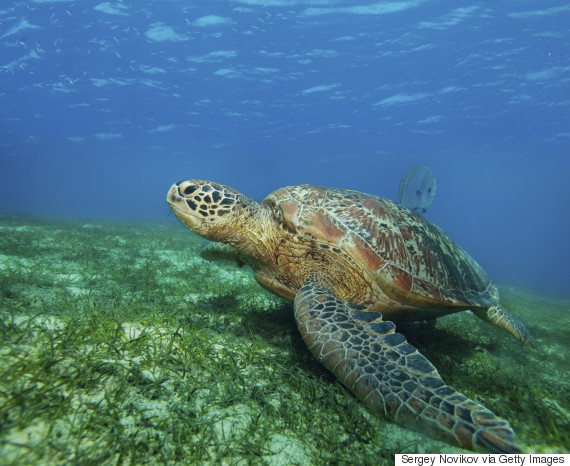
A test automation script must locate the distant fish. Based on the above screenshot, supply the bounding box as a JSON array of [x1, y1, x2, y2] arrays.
[[398, 164, 437, 213]]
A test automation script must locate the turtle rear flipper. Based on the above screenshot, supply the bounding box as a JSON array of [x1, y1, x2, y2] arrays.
[[294, 280, 522, 454], [472, 305, 533, 345]]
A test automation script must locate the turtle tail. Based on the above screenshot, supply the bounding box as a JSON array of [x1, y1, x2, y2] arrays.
[[294, 281, 522, 453]]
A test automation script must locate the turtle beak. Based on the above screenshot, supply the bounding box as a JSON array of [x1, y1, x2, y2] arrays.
[[167, 183, 198, 229], [166, 183, 184, 213], [167, 183, 180, 206]]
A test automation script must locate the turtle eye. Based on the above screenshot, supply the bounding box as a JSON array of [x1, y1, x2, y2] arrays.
[[184, 185, 198, 195]]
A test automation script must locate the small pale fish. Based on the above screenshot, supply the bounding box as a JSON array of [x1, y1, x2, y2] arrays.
[[398, 164, 437, 213]]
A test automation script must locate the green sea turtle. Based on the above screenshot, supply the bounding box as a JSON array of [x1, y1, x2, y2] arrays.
[[167, 180, 532, 453]]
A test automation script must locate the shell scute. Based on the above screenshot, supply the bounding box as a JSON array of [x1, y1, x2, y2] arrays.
[[344, 236, 385, 274], [383, 263, 414, 297], [309, 210, 345, 243], [412, 277, 443, 302]]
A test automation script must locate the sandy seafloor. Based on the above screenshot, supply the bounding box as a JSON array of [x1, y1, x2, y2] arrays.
[[0, 214, 568, 465]]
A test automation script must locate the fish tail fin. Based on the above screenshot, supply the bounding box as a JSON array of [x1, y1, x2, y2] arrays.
[[398, 176, 405, 202]]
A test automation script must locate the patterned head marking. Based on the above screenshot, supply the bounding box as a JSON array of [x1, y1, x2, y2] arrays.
[[167, 179, 241, 238]]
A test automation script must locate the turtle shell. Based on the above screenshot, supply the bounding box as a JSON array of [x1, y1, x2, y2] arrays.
[[266, 185, 499, 308]]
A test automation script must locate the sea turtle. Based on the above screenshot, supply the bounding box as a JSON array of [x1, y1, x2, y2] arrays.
[[167, 180, 532, 453]]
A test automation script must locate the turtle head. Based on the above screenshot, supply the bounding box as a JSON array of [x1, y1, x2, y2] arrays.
[[167, 179, 248, 241], [168, 179, 279, 264], [166, 180, 242, 241]]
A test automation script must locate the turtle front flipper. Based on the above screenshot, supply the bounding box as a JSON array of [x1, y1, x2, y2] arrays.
[[472, 305, 533, 345], [294, 281, 522, 454]]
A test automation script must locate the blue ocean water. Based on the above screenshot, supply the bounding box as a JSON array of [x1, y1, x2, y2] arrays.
[[1, 1, 569, 296]]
